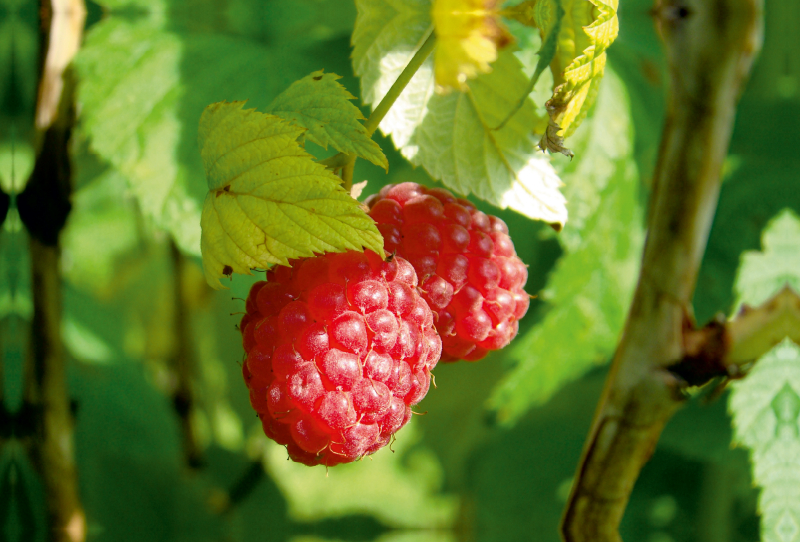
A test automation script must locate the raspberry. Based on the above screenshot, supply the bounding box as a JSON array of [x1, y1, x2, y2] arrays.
[[241, 250, 440, 466], [366, 182, 529, 361]]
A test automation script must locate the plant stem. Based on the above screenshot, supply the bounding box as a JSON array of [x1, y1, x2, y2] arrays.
[[170, 240, 204, 469], [560, 0, 763, 539], [341, 27, 436, 191], [24, 239, 85, 542], [341, 158, 356, 193], [17, 1, 86, 540]]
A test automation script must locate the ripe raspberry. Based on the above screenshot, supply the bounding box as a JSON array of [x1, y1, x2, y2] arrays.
[[366, 183, 529, 362], [240, 250, 441, 466]]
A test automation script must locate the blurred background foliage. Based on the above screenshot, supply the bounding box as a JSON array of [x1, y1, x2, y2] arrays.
[[0, 0, 797, 541]]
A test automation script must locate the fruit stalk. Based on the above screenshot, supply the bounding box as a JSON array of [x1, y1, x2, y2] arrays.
[[560, 0, 763, 539]]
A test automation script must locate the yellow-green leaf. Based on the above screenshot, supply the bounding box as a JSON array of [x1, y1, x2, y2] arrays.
[[198, 101, 383, 289], [265, 70, 388, 169], [353, 0, 567, 228], [431, 0, 511, 91], [540, 0, 618, 155]]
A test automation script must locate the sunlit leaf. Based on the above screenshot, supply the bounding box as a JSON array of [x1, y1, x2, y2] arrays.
[[488, 71, 643, 424], [539, 0, 619, 155], [353, 0, 567, 227], [75, 0, 319, 256], [198, 101, 383, 289], [695, 157, 800, 323], [730, 340, 800, 542], [431, 0, 511, 91], [265, 70, 387, 169], [734, 210, 800, 310], [729, 210, 800, 542]]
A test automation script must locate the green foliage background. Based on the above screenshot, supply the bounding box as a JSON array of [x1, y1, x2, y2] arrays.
[[1, 0, 798, 541]]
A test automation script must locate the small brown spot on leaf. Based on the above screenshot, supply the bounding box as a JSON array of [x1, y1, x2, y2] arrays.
[[313, 75, 323, 81], [222, 265, 233, 276], [224, 185, 231, 191]]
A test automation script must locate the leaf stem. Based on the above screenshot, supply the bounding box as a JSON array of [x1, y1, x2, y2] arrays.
[[341, 27, 436, 192], [363, 27, 436, 137]]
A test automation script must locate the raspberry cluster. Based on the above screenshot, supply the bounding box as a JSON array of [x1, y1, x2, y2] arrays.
[[366, 183, 529, 361], [240, 250, 441, 466]]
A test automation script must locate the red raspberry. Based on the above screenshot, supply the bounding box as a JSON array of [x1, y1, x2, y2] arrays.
[[366, 183, 529, 362], [241, 250, 441, 466]]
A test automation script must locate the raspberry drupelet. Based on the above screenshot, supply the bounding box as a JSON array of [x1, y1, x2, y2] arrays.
[[366, 182, 529, 362], [240, 250, 441, 466]]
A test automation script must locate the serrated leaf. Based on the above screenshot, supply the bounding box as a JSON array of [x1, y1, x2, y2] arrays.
[[431, 0, 511, 91], [730, 340, 800, 542], [735, 210, 800, 310], [353, 0, 567, 227], [198, 101, 383, 289], [728, 210, 800, 542], [488, 71, 643, 424], [539, 0, 618, 155], [75, 1, 320, 256], [265, 70, 388, 169]]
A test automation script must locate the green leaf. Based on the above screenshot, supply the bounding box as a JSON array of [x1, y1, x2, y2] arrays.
[[226, 0, 357, 46], [539, 0, 619, 155], [734, 210, 800, 309], [198, 101, 383, 289], [261, 421, 458, 529], [74, 1, 320, 256], [430, 0, 510, 91], [0, 0, 38, 121], [61, 169, 140, 297], [289, 534, 456, 542], [488, 70, 643, 424], [265, 70, 388, 169], [501, 0, 564, 130], [352, 0, 567, 228], [694, 157, 800, 323], [72, 363, 225, 542], [728, 210, 800, 542], [729, 340, 800, 542]]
